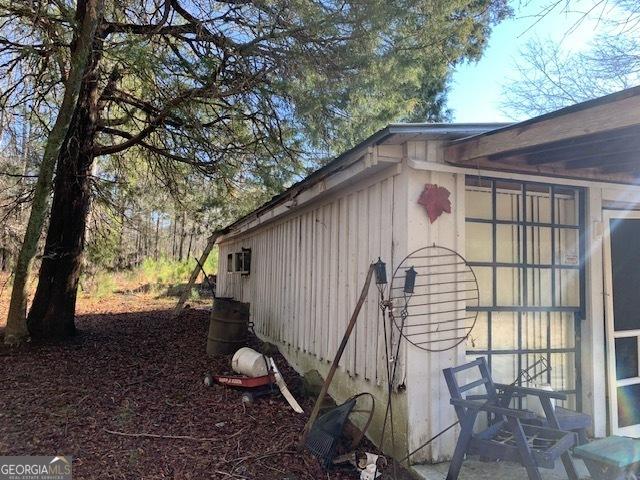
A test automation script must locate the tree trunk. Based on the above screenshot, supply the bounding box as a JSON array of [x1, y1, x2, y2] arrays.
[[173, 232, 220, 317], [135, 231, 140, 266], [117, 209, 125, 269], [145, 215, 152, 258], [186, 229, 194, 260], [178, 213, 186, 261], [154, 214, 160, 261], [27, 139, 96, 337], [16, 101, 31, 218], [26, 21, 103, 339], [171, 217, 177, 259], [4, 0, 104, 345]]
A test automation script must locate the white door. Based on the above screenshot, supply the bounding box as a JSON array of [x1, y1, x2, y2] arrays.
[[604, 210, 640, 437]]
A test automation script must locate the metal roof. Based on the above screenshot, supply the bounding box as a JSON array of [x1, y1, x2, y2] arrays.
[[219, 122, 508, 234]]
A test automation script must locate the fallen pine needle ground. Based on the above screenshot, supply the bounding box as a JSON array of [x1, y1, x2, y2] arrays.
[[0, 289, 410, 479]]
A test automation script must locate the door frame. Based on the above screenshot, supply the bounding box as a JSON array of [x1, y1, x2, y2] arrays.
[[603, 209, 640, 437]]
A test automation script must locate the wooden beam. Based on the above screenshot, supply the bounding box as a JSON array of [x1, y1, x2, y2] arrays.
[[173, 231, 221, 317], [487, 124, 640, 165], [526, 136, 640, 166], [564, 151, 640, 170], [446, 92, 640, 163], [600, 158, 640, 174], [446, 156, 640, 185]]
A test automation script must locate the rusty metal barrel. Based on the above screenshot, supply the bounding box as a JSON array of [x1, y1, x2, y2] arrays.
[[206, 298, 250, 355]]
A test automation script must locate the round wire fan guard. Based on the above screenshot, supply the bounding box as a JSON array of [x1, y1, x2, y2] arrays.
[[389, 245, 479, 352]]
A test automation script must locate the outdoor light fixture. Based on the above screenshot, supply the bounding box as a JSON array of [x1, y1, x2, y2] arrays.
[[374, 257, 387, 285], [404, 266, 417, 294]]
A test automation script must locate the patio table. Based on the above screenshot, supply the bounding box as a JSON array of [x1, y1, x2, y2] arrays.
[[573, 436, 640, 480]]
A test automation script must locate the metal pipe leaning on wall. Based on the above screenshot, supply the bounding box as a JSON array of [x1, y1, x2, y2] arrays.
[[299, 263, 376, 448]]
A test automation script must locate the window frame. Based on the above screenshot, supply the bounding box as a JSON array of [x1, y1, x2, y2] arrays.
[[227, 249, 251, 275], [465, 176, 586, 410]]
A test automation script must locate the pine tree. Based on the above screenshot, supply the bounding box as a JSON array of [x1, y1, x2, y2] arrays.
[[0, 0, 509, 340]]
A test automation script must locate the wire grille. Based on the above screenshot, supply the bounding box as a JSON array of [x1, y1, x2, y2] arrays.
[[389, 245, 479, 352]]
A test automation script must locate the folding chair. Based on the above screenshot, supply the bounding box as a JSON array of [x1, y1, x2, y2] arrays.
[[442, 357, 579, 480]]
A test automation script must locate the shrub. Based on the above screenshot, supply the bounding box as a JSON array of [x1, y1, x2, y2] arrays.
[[138, 257, 195, 285], [83, 271, 117, 299]]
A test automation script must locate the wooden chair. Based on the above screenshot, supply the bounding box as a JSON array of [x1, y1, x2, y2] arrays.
[[524, 405, 592, 445], [443, 357, 579, 480]]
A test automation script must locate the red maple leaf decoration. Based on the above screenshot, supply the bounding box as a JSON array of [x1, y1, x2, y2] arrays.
[[418, 184, 452, 223]]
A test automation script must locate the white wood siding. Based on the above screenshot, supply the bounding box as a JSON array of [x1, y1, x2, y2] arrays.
[[217, 168, 401, 385], [402, 147, 468, 463], [215, 137, 640, 464]]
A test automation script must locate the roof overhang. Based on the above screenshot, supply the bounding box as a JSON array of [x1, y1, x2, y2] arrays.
[[218, 123, 506, 240], [444, 86, 640, 184]]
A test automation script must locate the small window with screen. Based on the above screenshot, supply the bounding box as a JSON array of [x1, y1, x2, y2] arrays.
[[240, 248, 251, 274], [228, 249, 251, 274], [234, 252, 243, 272]]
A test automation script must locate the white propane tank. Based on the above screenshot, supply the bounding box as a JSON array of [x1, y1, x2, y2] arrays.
[[231, 347, 269, 377]]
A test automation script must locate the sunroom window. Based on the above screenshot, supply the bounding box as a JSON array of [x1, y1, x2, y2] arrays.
[[465, 177, 585, 410]]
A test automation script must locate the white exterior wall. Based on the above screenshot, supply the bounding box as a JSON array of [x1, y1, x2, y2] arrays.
[[216, 160, 411, 455], [215, 134, 640, 465], [218, 169, 398, 381], [401, 140, 468, 463]]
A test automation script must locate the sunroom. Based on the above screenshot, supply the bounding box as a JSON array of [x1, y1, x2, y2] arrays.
[[444, 85, 640, 439]]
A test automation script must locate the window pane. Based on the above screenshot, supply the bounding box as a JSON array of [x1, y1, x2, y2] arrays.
[[615, 336, 639, 380], [492, 353, 518, 384], [466, 222, 492, 262], [610, 218, 640, 331], [473, 266, 493, 306], [522, 312, 548, 350], [556, 228, 580, 266], [554, 187, 579, 226], [526, 268, 552, 307], [466, 181, 492, 219], [243, 251, 251, 273], [550, 312, 575, 349], [495, 181, 522, 221], [491, 312, 518, 349], [467, 312, 489, 350], [618, 384, 640, 427], [521, 353, 550, 384], [526, 226, 552, 265], [496, 267, 523, 306], [555, 268, 580, 307], [526, 184, 551, 223], [496, 224, 522, 263], [520, 353, 552, 411], [550, 352, 576, 409]]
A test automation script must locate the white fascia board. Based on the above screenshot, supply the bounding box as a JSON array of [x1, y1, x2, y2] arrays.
[[218, 145, 402, 242]]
